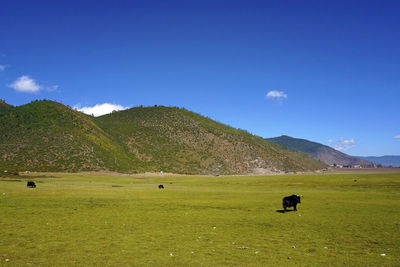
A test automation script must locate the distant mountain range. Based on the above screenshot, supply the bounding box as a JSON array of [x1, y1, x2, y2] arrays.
[[267, 135, 374, 167], [355, 156, 400, 167], [0, 100, 326, 174]]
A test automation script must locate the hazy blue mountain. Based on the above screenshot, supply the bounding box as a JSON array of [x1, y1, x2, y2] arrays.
[[267, 135, 374, 167], [355, 156, 400, 167]]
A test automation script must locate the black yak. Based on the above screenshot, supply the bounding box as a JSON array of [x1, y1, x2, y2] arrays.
[[27, 181, 36, 188], [282, 195, 301, 212]]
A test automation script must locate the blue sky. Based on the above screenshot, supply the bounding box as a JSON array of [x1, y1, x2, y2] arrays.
[[1, 0, 399, 156]]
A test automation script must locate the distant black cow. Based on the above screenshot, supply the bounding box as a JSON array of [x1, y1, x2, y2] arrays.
[[282, 195, 301, 212], [27, 181, 36, 188], [158, 184, 164, 189]]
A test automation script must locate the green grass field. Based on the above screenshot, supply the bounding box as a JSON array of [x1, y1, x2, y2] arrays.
[[1, 171, 400, 266]]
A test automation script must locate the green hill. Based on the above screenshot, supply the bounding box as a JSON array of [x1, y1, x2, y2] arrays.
[[267, 135, 373, 167], [0, 99, 13, 112], [0, 100, 326, 174], [95, 106, 326, 174], [0, 100, 131, 172]]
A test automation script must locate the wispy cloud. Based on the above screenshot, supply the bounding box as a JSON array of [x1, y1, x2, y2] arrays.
[[394, 135, 400, 139], [8, 75, 59, 93], [266, 90, 287, 101], [44, 85, 59, 92], [74, 103, 129, 117], [330, 138, 356, 151], [0, 65, 5, 71], [8, 75, 41, 93]]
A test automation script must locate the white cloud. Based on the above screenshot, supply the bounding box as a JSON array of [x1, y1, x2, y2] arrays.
[[0, 65, 5, 71], [74, 103, 129, 117], [330, 138, 356, 152], [394, 135, 400, 139], [327, 139, 333, 143], [8, 75, 40, 93], [266, 90, 287, 100], [8, 75, 59, 93]]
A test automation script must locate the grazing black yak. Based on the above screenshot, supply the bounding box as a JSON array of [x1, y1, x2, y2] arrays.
[[282, 195, 301, 212], [158, 184, 164, 189], [27, 181, 36, 188]]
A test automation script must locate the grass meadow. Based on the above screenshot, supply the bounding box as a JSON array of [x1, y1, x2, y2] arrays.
[[1, 171, 400, 266]]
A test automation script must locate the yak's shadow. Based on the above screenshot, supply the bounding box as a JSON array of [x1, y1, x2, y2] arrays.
[[276, 209, 295, 213]]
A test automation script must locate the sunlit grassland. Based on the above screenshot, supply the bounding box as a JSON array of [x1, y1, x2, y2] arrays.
[[1, 172, 400, 266]]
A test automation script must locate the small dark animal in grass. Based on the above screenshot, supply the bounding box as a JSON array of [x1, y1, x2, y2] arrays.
[[282, 195, 301, 212], [27, 181, 36, 188], [158, 184, 164, 189]]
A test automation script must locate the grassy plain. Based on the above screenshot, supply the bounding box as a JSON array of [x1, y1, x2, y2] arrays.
[[1, 171, 400, 266]]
